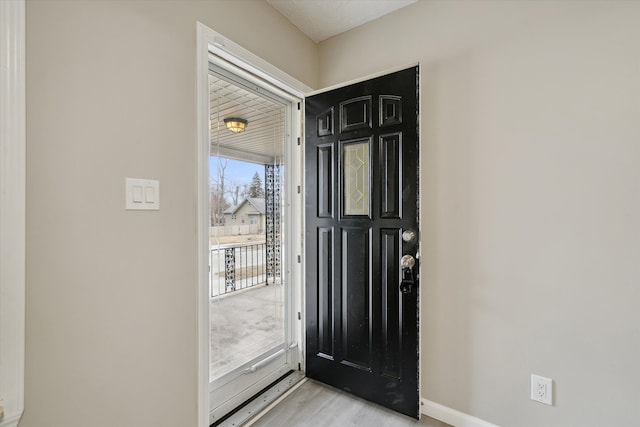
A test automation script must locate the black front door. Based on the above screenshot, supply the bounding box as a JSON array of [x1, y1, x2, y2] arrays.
[[305, 67, 420, 418]]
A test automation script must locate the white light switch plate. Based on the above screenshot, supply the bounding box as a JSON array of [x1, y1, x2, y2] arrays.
[[126, 178, 159, 210]]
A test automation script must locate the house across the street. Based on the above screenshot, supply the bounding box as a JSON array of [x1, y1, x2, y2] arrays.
[[223, 197, 266, 233]]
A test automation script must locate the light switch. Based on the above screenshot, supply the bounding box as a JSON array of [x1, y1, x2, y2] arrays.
[[126, 178, 160, 210], [132, 185, 143, 203], [144, 185, 155, 203]]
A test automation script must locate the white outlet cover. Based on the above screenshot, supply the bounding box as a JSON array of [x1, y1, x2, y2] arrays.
[[531, 374, 553, 405]]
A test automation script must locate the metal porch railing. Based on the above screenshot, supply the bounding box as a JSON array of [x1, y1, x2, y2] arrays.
[[210, 242, 267, 297]]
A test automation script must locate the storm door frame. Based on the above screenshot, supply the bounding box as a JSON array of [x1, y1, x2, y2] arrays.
[[196, 23, 309, 427]]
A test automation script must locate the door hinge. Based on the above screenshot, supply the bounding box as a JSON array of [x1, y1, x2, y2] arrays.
[[297, 102, 301, 110], [297, 185, 301, 194], [297, 137, 301, 146], [297, 312, 301, 320], [298, 363, 301, 371], [297, 255, 301, 263]]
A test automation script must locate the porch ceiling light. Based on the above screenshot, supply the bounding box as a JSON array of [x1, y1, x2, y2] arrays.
[[223, 117, 248, 133]]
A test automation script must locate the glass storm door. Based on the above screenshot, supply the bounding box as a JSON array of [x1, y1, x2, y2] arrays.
[[208, 65, 295, 423]]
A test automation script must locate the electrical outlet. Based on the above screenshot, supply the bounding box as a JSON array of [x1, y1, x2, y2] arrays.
[[531, 374, 553, 405]]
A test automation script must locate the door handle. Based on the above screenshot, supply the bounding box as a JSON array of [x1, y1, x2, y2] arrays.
[[400, 254, 416, 294]]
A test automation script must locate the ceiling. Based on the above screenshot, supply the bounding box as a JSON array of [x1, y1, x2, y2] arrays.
[[267, 0, 418, 43], [209, 73, 286, 165]]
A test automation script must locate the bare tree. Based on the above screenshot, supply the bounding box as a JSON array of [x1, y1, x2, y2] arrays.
[[227, 180, 249, 207], [210, 159, 229, 225]]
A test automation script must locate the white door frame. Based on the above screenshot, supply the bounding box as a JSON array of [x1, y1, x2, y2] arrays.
[[196, 23, 311, 427], [0, 1, 26, 426]]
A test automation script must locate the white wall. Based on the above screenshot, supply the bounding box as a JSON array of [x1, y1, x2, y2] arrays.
[[319, 1, 640, 426], [23, 1, 316, 426]]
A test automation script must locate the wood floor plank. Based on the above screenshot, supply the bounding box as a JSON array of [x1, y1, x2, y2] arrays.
[[249, 379, 452, 427]]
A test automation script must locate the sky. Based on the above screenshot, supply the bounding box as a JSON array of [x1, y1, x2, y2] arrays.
[[209, 156, 264, 185]]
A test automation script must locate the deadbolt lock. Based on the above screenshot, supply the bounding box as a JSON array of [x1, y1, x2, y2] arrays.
[[402, 230, 416, 243]]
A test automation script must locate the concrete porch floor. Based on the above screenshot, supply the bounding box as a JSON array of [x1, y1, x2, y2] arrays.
[[210, 283, 284, 380]]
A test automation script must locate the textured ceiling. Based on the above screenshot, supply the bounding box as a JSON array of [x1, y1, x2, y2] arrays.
[[267, 0, 418, 43]]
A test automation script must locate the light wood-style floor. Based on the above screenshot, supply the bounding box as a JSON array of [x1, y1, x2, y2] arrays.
[[249, 379, 452, 427]]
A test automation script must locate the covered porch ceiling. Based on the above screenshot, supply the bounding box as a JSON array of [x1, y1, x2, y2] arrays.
[[209, 73, 286, 165]]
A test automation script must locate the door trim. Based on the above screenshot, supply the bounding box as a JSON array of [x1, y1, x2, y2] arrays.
[[0, 1, 26, 425], [196, 22, 308, 427]]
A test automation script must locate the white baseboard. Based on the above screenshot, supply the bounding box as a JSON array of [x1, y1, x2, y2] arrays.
[[421, 398, 500, 427]]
